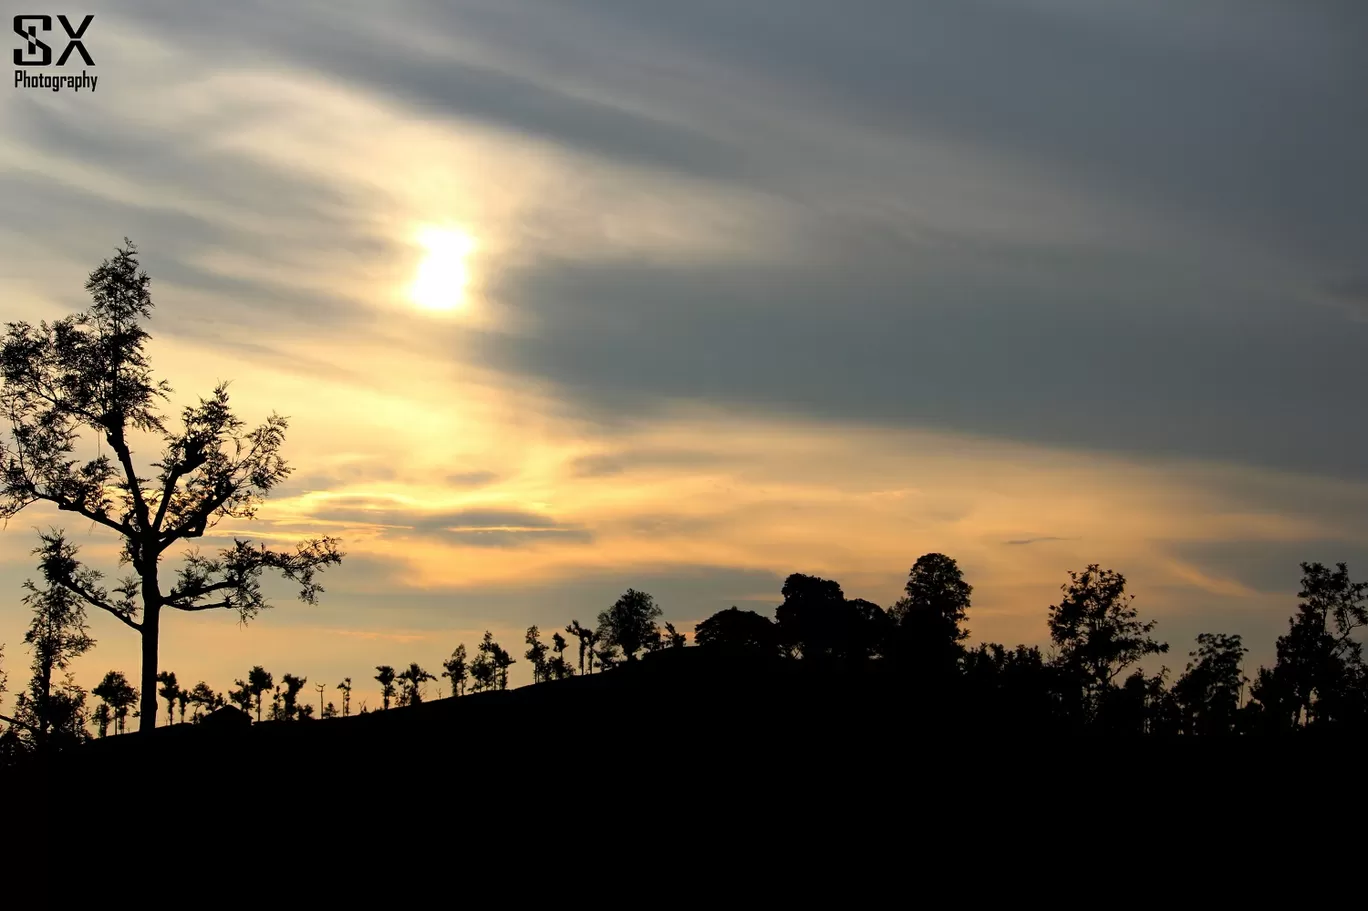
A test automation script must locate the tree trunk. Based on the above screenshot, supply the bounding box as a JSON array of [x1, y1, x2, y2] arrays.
[[138, 596, 160, 734]]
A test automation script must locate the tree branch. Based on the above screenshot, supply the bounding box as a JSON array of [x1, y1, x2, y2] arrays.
[[105, 428, 151, 534], [49, 575, 141, 632], [0, 712, 40, 735]]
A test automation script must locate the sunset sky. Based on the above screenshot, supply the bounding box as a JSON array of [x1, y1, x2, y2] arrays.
[[2, 1, 1366, 713]]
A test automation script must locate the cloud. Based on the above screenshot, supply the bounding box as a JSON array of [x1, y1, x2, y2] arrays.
[[305, 501, 591, 547], [1004, 537, 1071, 546]]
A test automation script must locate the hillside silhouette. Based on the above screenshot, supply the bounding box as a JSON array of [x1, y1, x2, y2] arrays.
[[3, 244, 1367, 838]]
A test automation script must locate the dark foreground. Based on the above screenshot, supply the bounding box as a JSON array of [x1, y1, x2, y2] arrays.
[[6, 649, 1354, 841]]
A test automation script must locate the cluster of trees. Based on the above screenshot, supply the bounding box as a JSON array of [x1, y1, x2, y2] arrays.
[[693, 554, 1368, 734]]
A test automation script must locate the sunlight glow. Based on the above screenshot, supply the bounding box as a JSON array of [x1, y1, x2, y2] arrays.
[[409, 226, 477, 311]]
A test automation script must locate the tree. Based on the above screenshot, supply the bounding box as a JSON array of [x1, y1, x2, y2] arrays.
[[888, 553, 972, 674], [0, 241, 344, 732], [565, 621, 598, 675], [322, 702, 337, 719], [694, 607, 780, 656], [227, 679, 251, 716], [396, 663, 435, 706], [664, 622, 687, 649], [174, 686, 190, 724], [774, 574, 886, 661], [156, 671, 180, 727], [441, 646, 467, 697], [547, 632, 574, 680], [1047, 565, 1168, 717], [336, 677, 352, 716], [281, 673, 307, 721], [1251, 562, 1368, 728], [93, 703, 112, 738], [187, 681, 220, 721], [494, 643, 516, 691], [13, 569, 94, 750], [247, 666, 273, 722], [597, 589, 663, 663], [93, 670, 137, 734], [1174, 633, 1247, 735], [374, 665, 397, 710], [525, 626, 549, 683], [470, 632, 498, 693]]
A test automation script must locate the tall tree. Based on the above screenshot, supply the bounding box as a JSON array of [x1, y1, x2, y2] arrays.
[[525, 626, 549, 683], [1047, 565, 1168, 717], [774, 574, 886, 661], [336, 677, 352, 716], [1251, 562, 1368, 728], [6, 574, 94, 752], [93, 703, 112, 738], [1174, 633, 1247, 735], [441, 646, 467, 697], [548, 632, 573, 680], [565, 621, 597, 675], [396, 663, 435, 706], [281, 673, 307, 721], [470, 632, 498, 693], [888, 553, 972, 674], [247, 666, 273, 723], [0, 241, 344, 732], [374, 665, 397, 710], [18, 571, 94, 750], [494, 643, 516, 691], [93, 670, 138, 734], [155, 671, 180, 727], [597, 589, 663, 663]]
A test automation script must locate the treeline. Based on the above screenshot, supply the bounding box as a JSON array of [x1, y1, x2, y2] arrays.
[[3, 553, 1366, 762]]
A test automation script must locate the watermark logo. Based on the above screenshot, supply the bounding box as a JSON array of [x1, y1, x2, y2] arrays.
[[13, 14, 97, 93]]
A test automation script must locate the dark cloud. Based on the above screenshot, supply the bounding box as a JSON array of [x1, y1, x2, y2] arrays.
[[9, 0, 1367, 482], [307, 502, 591, 547], [1170, 540, 1368, 596], [1004, 537, 1071, 547]]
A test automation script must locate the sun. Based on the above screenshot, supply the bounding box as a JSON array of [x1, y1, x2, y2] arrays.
[[409, 226, 477, 311]]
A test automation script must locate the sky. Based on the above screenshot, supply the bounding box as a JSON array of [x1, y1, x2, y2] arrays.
[[1, 0, 1366, 717]]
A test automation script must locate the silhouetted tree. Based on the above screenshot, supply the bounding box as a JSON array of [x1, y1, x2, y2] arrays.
[[374, 666, 397, 710], [1174, 633, 1247, 735], [1047, 565, 1168, 720], [566, 621, 598, 675], [525, 626, 549, 683], [93, 702, 111, 738], [336, 677, 352, 716], [228, 679, 251, 716], [174, 687, 190, 724], [13, 569, 94, 750], [470, 633, 495, 692], [441, 648, 467, 697], [1251, 562, 1368, 728], [397, 663, 435, 706], [664, 622, 687, 649], [888, 553, 972, 674], [247, 666, 273, 722], [598, 589, 663, 663], [93, 670, 137, 734], [187, 681, 220, 721], [270, 687, 282, 721], [156, 671, 180, 727], [494, 644, 516, 691], [281, 673, 307, 721], [547, 632, 573, 680], [322, 702, 337, 719], [695, 607, 781, 656], [774, 575, 886, 662], [0, 241, 343, 731]]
